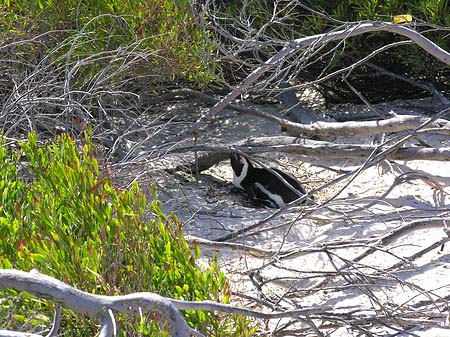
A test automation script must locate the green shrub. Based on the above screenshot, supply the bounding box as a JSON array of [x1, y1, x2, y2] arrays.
[[0, 0, 214, 86], [0, 133, 255, 336]]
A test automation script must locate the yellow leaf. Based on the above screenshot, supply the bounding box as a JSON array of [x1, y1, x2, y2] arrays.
[[393, 14, 413, 24]]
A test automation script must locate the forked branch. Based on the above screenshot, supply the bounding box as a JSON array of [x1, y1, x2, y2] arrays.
[[0, 269, 335, 337], [163, 21, 450, 145]]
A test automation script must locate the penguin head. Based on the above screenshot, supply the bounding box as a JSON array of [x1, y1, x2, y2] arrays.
[[230, 152, 249, 175], [230, 152, 252, 189]]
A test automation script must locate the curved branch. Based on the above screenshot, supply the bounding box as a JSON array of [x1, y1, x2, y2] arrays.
[[0, 269, 191, 337], [292, 22, 450, 65], [0, 269, 338, 336], [169, 136, 450, 175], [162, 21, 450, 145]]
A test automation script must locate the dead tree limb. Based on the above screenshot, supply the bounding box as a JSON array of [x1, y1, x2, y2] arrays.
[[165, 88, 450, 139], [0, 269, 192, 337], [308, 217, 450, 292], [162, 21, 450, 146], [169, 137, 450, 175], [292, 115, 450, 138], [0, 269, 343, 336]]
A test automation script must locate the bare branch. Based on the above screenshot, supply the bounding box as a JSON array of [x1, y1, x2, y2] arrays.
[[0, 269, 191, 337], [98, 309, 116, 337], [45, 306, 61, 337], [0, 269, 350, 335], [162, 21, 450, 145]]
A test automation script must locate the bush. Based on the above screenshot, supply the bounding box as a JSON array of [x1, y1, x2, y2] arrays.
[[0, 133, 255, 336], [0, 0, 214, 86]]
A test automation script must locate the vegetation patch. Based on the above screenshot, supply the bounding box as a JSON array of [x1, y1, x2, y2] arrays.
[[0, 133, 254, 336]]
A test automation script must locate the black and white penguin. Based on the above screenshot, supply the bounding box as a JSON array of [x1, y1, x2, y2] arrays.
[[230, 152, 308, 208]]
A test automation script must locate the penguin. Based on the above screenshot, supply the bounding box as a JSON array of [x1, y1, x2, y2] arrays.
[[230, 152, 309, 208]]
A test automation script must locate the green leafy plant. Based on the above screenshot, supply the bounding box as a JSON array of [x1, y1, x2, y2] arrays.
[[0, 0, 216, 87], [0, 133, 255, 336]]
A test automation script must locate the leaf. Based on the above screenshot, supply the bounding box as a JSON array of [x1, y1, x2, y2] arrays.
[[16, 239, 26, 252], [30, 253, 47, 264], [393, 14, 413, 24]]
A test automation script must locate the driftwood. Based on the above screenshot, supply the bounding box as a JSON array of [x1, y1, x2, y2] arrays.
[[169, 135, 450, 175], [165, 89, 450, 139], [0, 269, 335, 337], [162, 22, 450, 146], [286, 113, 450, 138], [0, 269, 192, 337]]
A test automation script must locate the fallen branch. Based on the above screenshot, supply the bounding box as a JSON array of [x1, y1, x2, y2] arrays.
[[287, 115, 450, 138], [169, 136, 450, 174], [308, 217, 450, 291], [164, 88, 450, 138], [0, 269, 192, 337], [0, 269, 337, 336], [161, 21, 450, 146]]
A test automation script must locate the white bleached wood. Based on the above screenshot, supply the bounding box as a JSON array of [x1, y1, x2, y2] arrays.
[[0, 269, 191, 337], [0, 269, 335, 337], [98, 309, 116, 337], [162, 22, 450, 146]]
